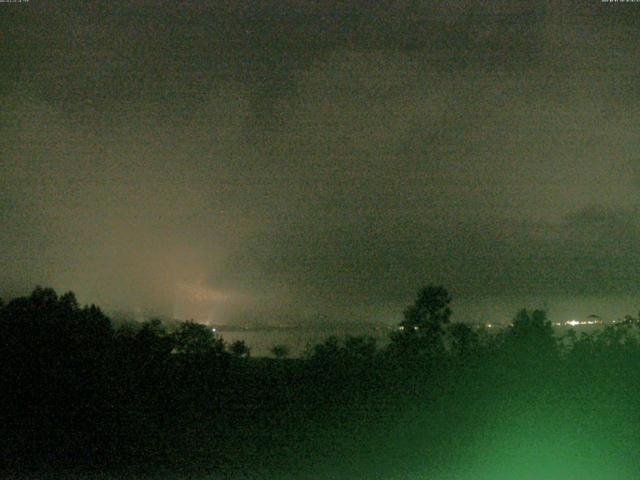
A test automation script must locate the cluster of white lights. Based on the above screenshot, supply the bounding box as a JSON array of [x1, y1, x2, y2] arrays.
[[558, 319, 603, 327], [397, 319, 610, 332]]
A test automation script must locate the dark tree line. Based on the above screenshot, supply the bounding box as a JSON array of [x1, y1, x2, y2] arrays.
[[1, 286, 640, 479]]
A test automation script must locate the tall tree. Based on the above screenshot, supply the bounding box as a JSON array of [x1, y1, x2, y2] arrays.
[[390, 285, 452, 358], [172, 321, 226, 356], [503, 308, 558, 372]]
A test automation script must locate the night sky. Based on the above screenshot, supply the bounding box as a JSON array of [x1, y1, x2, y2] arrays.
[[2, 1, 640, 326]]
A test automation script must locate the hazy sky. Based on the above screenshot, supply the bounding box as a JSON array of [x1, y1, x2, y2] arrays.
[[2, 1, 640, 325]]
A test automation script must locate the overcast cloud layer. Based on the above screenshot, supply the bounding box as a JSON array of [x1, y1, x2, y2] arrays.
[[2, 1, 640, 324]]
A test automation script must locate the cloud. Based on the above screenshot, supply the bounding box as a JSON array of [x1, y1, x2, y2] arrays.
[[2, 1, 640, 324]]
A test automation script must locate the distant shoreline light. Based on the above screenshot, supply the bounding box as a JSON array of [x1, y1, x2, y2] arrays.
[[559, 319, 605, 327], [461, 318, 616, 330]]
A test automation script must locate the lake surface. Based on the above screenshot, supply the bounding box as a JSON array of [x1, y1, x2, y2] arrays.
[[216, 325, 394, 357], [212, 322, 613, 357]]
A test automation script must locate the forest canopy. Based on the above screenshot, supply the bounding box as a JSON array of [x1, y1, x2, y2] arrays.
[[1, 286, 639, 479]]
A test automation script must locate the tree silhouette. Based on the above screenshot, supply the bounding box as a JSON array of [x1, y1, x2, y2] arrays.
[[271, 344, 290, 359], [502, 308, 558, 374], [448, 322, 478, 358], [229, 339, 251, 358], [508, 309, 555, 348], [171, 321, 226, 356], [0, 287, 117, 469], [390, 285, 452, 358]]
